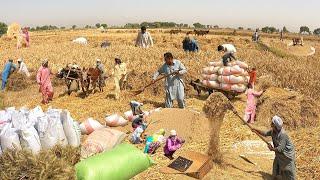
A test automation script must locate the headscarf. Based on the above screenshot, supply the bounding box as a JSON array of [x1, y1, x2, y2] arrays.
[[170, 130, 177, 136], [272, 115, 283, 131]]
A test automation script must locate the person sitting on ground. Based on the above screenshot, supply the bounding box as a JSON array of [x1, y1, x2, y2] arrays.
[[96, 59, 106, 87], [131, 116, 147, 130], [248, 67, 257, 89], [111, 58, 127, 100], [244, 83, 263, 124], [130, 101, 144, 115], [252, 116, 296, 180], [144, 129, 166, 154], [17, 58, 30, 77], [1, 59, 17, 90], [217, 44, 237, 66], [101, 40, 111, 48], [135, 26, 153, 48], [182, 33, 199, 52], [131, 123, 147, 144], [164, 130, 185, 160]]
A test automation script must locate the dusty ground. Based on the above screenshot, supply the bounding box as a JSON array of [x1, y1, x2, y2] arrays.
[[0, 29, 319, 179]]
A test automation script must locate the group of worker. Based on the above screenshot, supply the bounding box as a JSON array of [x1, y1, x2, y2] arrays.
[[1, 26, 296, 179]]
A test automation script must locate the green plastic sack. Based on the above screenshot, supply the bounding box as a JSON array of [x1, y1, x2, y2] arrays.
[[76, 143, 153, 180]]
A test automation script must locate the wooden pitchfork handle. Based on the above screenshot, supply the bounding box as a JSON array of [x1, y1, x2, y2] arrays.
[[230, 105, 271, 145], [134, 71, 178, 95]]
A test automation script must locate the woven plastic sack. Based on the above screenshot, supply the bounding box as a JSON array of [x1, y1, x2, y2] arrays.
[[79, 118, 104, 135], [81, 128, 126, 158], [76, 144, 153, 180], [105, 114, 128, 127]]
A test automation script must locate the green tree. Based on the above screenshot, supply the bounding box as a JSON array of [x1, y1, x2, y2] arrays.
[[0, 22, 7, 36], [60, 27, 65, 30], [314, 28, 320, 36], [95, 23, 101, 28], [101, 24, 107, 28], [261, 26, 277, 33], [282, 26, 289, 33], [72, 25, 77, 29], [238, 27, 244, 30], [213, 25, 219, 29], [300, 26, 310, 34], [193, 22, 205, 28], [183, 24, 189, 28]]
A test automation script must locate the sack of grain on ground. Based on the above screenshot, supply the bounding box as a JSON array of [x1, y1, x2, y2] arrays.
[[105, 114, 128, 127], [79, 118, 104, 135], [61, 110, 81, 147], [81, 128, 126, 158]]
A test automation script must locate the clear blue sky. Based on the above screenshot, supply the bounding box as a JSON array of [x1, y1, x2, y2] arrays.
[[1, 0, 319, 31]]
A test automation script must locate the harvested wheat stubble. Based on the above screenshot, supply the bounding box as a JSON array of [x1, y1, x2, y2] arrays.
[[0, 146, 80, 180], [6, 73, 32, 91], [203, 92, 232, 163], [145, 108, 210, 142], [256, 87, 320, 129]]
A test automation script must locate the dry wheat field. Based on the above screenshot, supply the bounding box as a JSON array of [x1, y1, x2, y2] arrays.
[[0, 29, 319, 179]]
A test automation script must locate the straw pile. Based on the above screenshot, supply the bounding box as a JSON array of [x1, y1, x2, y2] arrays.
[[0, 146, 80, 180], [6, 73, 32, 91], [203, 92, 232, 163], [256, 87, 320, 129]]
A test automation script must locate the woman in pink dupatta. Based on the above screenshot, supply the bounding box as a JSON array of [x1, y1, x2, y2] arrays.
[[22, 27, 30, 47], [36, 60, 53, 104], [244, 83, 263, 123]]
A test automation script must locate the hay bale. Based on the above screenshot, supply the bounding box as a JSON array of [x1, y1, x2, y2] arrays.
[[203, 92, 232, 163], [0, 146, 80, 180], [7, 23, 21, 39], [6, 73, 32, 91], [256, 87, 320, 129]]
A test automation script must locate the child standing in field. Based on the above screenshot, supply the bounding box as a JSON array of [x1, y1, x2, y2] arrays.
[[248, 67, 257, 89], [244, 83, 263, 124]]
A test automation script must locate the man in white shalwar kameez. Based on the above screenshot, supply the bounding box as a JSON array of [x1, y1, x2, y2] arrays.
[[17, 58, 30, 77], [135, 26, 153, 48]]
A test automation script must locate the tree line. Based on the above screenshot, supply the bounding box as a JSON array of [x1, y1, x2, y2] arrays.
[[1, 21, 320, 36]]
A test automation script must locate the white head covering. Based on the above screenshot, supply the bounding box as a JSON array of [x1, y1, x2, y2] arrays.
[[17, 58, 23, 62], [272, 115, 283, 131], [96, 59, 101, 63], [170, 130, 177, 136]]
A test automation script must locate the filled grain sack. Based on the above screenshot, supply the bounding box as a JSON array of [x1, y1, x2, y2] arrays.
[[46, 109, 68, 146], [81, 128, 126, 158], [36, 115, 57, 150], [19, 126, 41, 154], [79, 118, 104, 135], [234, 60, 249, 69], [202, 74, 218, 81], [0, 123, 21, 151], [218, 65, 245, 75], [220, 83, 247, 93], [28, 106, 45, 125], [124, 110, 138, 121], [72, 37, 87, 45], [61, 110, 81, 147], [208, 61, 223, 67], [202, 80, 220, 89], [105, 114, 128, 127], [76, 144, 153, 180], [0, 110, 11, 125], [217, 75, 248, 84], [202, 66, 220, 74]]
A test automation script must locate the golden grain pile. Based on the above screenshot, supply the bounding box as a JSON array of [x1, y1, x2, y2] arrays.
[[0, 29, 319, 179]]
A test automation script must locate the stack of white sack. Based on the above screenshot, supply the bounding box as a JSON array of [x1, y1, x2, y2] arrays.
[[0, 106, 81, 155], [202, 60, 249, 93]]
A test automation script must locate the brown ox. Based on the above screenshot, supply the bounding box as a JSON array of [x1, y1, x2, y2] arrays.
[[169, 29, 182, 35], [194, 30, 209, 36], [82, 67, 105, 94]]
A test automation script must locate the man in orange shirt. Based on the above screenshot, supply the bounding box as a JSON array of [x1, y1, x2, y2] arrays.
[[248, 67, 257, 89]]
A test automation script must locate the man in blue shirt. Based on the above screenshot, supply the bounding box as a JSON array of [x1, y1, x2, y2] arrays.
[[1, 59, 17, 90], [153, 52, 187, 108]]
